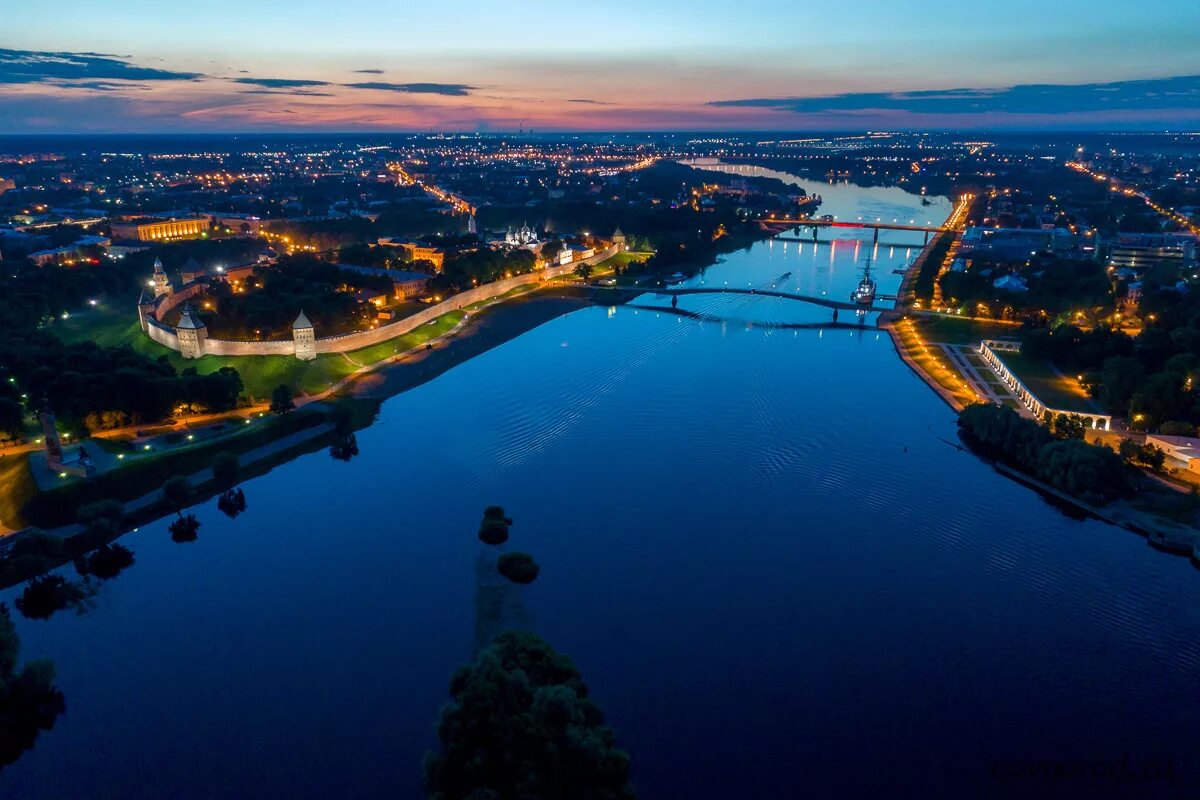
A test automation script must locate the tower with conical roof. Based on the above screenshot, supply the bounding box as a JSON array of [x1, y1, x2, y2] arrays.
[[151, 257, 172, 298], [180, 255, 203, 285], [612, 226, 626, 252], [176, 302, 207, 358], [292, 310, 316, 361]]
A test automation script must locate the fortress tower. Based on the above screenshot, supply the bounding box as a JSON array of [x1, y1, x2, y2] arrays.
[[612, 226, 627, 252], [151, 258, 172, 298], [176, 303, 207, 358], [292, 310, 316, 361]]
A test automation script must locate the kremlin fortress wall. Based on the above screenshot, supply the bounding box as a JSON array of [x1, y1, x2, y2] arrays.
[[137, 244, 619, 360]]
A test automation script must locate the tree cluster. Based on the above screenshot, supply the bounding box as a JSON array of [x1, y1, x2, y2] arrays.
[[195, 256, 386, 340], [957, 403, 1127, 504], [938, 254, 1113, 318], [431, 248, 537, 296], [1024, 320, 1200, 431], [423, 631, 635, 800], [0, 337, 243, 434]]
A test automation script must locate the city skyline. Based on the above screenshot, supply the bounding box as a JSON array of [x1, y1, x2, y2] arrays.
[[4, 0, 1200, 132]]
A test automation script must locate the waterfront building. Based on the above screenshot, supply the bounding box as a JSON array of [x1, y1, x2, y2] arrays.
[[176, 304, 207, 358], [110, 216, 211, 242], [979, 340, 1112, 431], [1144, 434, 1200, 473], [293, 310, 316, 361]]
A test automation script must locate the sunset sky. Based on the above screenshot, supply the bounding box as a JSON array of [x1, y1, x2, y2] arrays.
[[3, 0, 1199, 132]]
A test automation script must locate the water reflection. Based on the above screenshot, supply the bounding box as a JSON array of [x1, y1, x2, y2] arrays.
[[216, 489, 247, 519], [14, 575, 93, 621], [2, 180, 1198, 798], [329, 433, 359, 462], [0, 605, 65, 770]]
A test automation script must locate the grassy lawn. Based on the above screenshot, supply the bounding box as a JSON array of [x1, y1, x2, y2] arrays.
[[0, 453, 36, 531], [890, 318, 979, 408], [48, 298, 468, 399], [998, 351, 1099, 414], [591, 251, 651, 275], [915, 315, 1021, 346], [464, 285, 536, 312], [300, 310, 468, 394]]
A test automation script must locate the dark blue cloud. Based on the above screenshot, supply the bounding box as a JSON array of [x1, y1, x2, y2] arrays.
[[343, 81, 474, 96], [710, 75, 1200, 115], [233, 77, 331, 88], [239, 88, 336, 97], [0, 48, 200, 85], [353, 69, 385, 74]]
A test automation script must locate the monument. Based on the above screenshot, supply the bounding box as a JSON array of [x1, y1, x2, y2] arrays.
[[40, 400, 95, 478]]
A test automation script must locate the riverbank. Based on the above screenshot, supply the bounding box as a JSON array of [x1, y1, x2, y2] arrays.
[[349, 288, 593, 400], [0, 286, 597, 587], [991, 461, 1200, 566]]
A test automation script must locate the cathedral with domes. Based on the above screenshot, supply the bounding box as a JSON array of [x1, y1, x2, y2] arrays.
[[504, 223, 538, 247]]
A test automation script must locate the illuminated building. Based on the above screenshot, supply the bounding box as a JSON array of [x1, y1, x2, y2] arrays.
[[111, 216, 211, 241]]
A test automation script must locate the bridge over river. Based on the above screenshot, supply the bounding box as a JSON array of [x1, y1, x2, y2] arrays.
[[764, 218, 945, 247], [593, 284, 895, 314]]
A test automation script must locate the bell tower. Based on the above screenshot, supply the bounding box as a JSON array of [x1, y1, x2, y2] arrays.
[[151, 258, 172, 298]]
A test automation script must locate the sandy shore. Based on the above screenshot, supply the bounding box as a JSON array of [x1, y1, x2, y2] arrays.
[[349, 288, 593, 401]]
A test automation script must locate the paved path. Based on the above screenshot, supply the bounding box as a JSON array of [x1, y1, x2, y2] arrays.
[[940, 344, 1022, 408]]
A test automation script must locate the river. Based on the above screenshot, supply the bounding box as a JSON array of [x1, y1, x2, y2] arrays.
[[3, 175, 1198, 799]]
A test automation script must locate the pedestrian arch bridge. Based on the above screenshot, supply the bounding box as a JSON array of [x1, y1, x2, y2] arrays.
[[593, 284, 892, 314]]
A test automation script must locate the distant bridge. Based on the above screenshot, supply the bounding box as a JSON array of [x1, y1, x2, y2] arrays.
[[765, 219, 945, 247], [766, 219, 944, 233], [771, 235, 925, 249], [593, 284, 893, 314]]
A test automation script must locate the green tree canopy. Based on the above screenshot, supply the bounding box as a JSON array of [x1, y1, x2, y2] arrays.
[[424, 631, 634, 800]]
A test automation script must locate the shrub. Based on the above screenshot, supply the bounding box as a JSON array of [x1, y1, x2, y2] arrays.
[[76, 543, 135, 580], [478, 518, 510, 546], [496, 552, 540, 585], [423, 631, 634, 800]]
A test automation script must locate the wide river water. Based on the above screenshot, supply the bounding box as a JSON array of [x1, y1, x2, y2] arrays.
[[3, 173, 1199, 798]]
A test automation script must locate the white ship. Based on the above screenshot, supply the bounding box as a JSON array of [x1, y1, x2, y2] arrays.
[[851, 256, 876, 306]]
